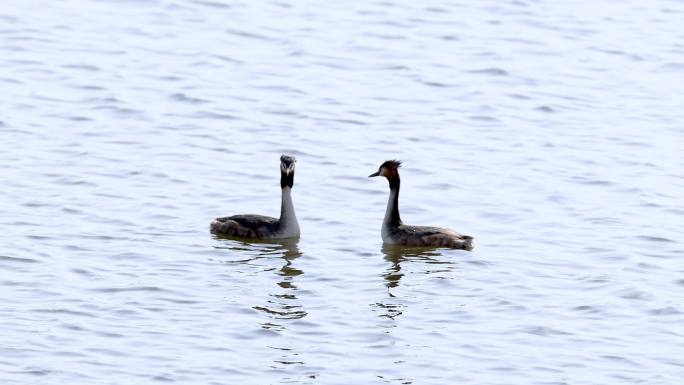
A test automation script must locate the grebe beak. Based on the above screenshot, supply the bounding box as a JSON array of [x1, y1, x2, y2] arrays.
[[368, 171, 380, 177]]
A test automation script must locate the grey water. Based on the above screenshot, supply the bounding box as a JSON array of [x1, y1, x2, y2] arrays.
[[1, 0, 683, 384]]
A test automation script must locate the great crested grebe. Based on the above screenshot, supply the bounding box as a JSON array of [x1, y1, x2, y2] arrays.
[[369, 160, 474, 250], [211, 155, 300, 239]]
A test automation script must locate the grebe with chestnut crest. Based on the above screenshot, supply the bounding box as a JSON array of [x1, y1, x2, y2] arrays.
[[369, 160, 473, 250]]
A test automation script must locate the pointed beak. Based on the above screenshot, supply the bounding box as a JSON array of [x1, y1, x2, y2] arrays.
[[368, 171, 380, 177]]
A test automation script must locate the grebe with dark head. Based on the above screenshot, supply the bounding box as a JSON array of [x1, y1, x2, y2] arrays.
[[369, 160, 473, 250], [211, 155, 300, 239]]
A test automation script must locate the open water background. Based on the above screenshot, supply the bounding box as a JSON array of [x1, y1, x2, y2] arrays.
[[1, 0, 683, 384]]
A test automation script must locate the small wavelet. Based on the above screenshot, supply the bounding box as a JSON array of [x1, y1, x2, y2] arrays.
[[659, 62, 684, 72], [617, 289, 655, 301], [192, 0, 232, 9], [535, 105, 555, 113], [61, 63, 100, 72], [194, 111, 239, 121], [32, 308, 96, 318], [225, 27, 275, 41], [11, 368, 51, 376], [522, 325, 573, 336], [649, 307, 681, 316], [636, 235, 675, 243], [572, 305, 601, 314], [0, 255, 39, 264], [169, 93, 209, 104], [91, 286, 164, 293], [421, 80, 454, 88], [466, 68, 509, 76]]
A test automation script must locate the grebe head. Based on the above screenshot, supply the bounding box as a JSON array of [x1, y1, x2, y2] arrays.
[[280, 155, 296, 176], [368, 159, 401, 178], [280, 155, 296, 188]]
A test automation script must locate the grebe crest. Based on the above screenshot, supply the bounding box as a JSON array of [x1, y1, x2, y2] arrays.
[[369, 159, 401, 177]]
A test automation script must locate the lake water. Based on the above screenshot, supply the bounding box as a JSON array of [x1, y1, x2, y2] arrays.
[[1, 0, 683, 384]]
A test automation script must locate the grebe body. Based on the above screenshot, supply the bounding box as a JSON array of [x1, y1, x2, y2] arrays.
[[369, 160, 473, 250], [211, 155, 300, 240]]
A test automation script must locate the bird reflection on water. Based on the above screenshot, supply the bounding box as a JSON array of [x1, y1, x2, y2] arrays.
[[373, 245, 457, 321], [381, 244, 456, 290], [212, 235, 310, 374], [211, 235, 306, 323]]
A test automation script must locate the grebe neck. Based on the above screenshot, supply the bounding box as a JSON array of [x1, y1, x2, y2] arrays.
[[279, 187, 299, 236], [383, 176, 402, 227]]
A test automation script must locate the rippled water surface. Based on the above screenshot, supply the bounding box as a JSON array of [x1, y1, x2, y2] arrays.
[[2, 1, 683, 384]]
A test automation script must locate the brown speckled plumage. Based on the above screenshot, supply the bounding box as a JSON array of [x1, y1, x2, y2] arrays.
[[386, 225, 474, 250]]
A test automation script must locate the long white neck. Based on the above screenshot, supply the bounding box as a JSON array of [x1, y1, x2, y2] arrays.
[[279, 187, 300, 237]]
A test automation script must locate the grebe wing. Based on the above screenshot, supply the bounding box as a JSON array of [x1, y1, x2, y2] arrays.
[[394, 225, 473, 249], [211, 214, 279, 238], [225, 214, 278, 227]]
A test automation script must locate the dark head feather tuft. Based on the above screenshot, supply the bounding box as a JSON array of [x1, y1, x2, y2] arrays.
[[280, 154, 296, 166], [380, 159, 402, 169]]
